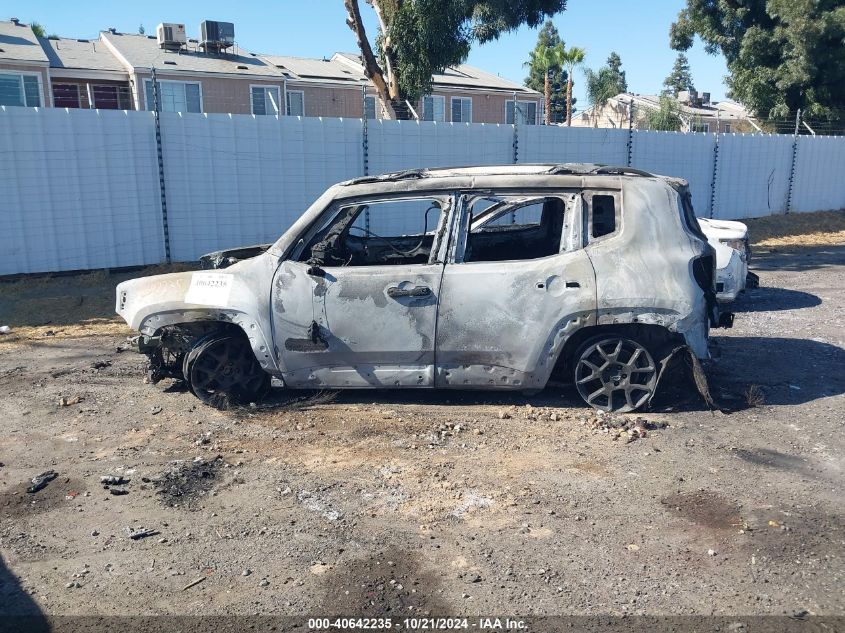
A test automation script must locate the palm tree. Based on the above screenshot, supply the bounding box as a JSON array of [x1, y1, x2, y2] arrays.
[[560, 45, 586, 126], [524, 44, 562, 125]]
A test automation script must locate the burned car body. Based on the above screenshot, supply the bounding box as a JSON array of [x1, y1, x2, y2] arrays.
[[117, 164, 728, 412]]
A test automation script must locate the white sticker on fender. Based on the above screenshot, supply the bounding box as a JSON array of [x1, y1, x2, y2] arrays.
[[185, 272, 233, 306]]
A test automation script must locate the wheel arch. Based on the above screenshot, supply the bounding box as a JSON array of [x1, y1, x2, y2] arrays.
[[141, 309, 278, 373], [551, 323, 684, 382]]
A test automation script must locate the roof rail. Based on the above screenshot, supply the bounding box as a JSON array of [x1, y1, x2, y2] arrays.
[[546, 165, 581, 175], [590, 165, 654, 177], [343, 168, 428, 186]]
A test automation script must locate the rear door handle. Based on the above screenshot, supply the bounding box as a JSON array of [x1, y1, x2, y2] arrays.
[[387, 286, 431, 298]]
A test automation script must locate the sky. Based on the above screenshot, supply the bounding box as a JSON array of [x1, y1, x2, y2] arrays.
[[16, 0, 730, 108]]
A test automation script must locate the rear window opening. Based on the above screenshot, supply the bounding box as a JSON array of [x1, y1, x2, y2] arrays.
[[590, 194, 617, 238], [465, 196, 566, 262]]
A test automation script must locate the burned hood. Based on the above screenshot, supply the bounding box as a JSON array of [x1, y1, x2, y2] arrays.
[[199, 243, 272, 270]]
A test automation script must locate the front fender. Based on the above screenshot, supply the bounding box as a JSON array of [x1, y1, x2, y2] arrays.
[[115, 254, 280, 373]]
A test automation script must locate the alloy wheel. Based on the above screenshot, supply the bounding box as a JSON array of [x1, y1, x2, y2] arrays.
[[574, 337, 657, 413]]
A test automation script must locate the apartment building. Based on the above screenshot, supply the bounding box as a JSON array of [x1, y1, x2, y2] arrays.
[[0, 18, 541, 124], [573, 91, 758, 133], [0, 19, 50, 108], [41, 35, 133, 109], [327, 52, 542, 124]]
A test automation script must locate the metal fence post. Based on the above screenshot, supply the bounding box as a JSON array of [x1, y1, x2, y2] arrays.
[[361, 84, 369, 177], [361, 84, 370, 233], [708, 128, 720, 219], [786, 109, 802, 214], [512, 91, 519, 164], [626, 100, 635, 167], [150, 66, 171, 264]]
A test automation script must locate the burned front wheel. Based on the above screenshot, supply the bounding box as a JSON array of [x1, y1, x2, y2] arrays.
[[183, 334, 271, 409], [574, 337, 657, 413]]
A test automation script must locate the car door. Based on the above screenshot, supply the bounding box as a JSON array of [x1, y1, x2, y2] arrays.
[[435, 192, 597, 390], [271, 193, 453, 388]]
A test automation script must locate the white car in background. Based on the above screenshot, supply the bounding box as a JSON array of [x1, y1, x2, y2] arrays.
[[698, 218, 756, 302]]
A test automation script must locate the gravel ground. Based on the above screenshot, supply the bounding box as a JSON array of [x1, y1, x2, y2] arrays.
[[0, 244, 843, 623]]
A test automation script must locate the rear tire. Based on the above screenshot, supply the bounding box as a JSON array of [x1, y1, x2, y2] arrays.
[[573, 336, 657, 413], [183, 334, 271, 409]]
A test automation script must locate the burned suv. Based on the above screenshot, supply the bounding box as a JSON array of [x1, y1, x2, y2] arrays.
[[117, 164, 726, 412]]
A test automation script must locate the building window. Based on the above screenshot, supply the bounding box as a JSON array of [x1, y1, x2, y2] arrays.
[[506, 100, 537, 125], [0, 73, 41, 107], [144, 80, 202, 113], [691, 121, 710, 133], [451, 97, 472, 123], [364, 95, 377, 119], [724, 123, 732, 133], [422, 95, 445, 122], [286, 90, 304, 116], [251, 86, 281, 115], [92, 85, 132, 110], [53, 83, 81, 108]]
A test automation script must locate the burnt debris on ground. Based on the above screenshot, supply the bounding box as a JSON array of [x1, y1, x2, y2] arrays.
[[153, 456, 227, 509]]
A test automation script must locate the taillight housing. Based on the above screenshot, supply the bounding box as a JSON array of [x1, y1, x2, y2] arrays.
[[693, 252, 721, 327]]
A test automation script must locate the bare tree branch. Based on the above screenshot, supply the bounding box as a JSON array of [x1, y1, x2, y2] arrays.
[[367, 0, 399, 99], [343, 0, 391, 106]]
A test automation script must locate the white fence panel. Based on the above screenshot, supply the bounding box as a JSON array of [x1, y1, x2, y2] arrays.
[[160, 114, 363, 261], [0, 107, 163, 275], [3, 107, 845, 277], [630, 131, 716, 216], [712, 133, 794, 219], [791, 135, 845, 213], [367, 121, 513, 174], [518, 126, 628, 165]]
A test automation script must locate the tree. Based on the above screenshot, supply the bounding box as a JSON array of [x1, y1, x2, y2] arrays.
[[606, 52, 627, 92], [344, 0, 567, 120], [662, 53, 694, 97], [670, 0, 845, 117], [525, 44, 561, 125], [30, 22, 45, 38], [138, 24, 146, 35], [559, 44, 585, 126], [524, 21, 570, 124], [585, 51, 628, 123], [644, 96, 682, 131]]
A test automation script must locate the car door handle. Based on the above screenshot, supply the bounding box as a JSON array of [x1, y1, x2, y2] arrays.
[[387, 285, 431, 298]]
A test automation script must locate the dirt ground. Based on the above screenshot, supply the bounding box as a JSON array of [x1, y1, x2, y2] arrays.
[[0, 214, 844, 624]]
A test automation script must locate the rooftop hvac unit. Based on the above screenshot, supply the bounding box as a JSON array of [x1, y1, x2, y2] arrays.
[[156, 23, 186, 51], [199, 20, 235, 53]]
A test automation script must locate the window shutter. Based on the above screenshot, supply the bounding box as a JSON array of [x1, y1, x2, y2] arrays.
[[185, 83, 201, 113], [252, 86, 266, 115], [434, 96, 444, 121], [144, 81, 155, 111], [22, 76, 40, 107], [422, 96, 433, 121], [286, 91, 304, 116], [267, 87, 280, 115]]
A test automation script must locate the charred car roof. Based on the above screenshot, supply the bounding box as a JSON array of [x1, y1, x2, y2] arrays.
[[340, 163, 667, 186]]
